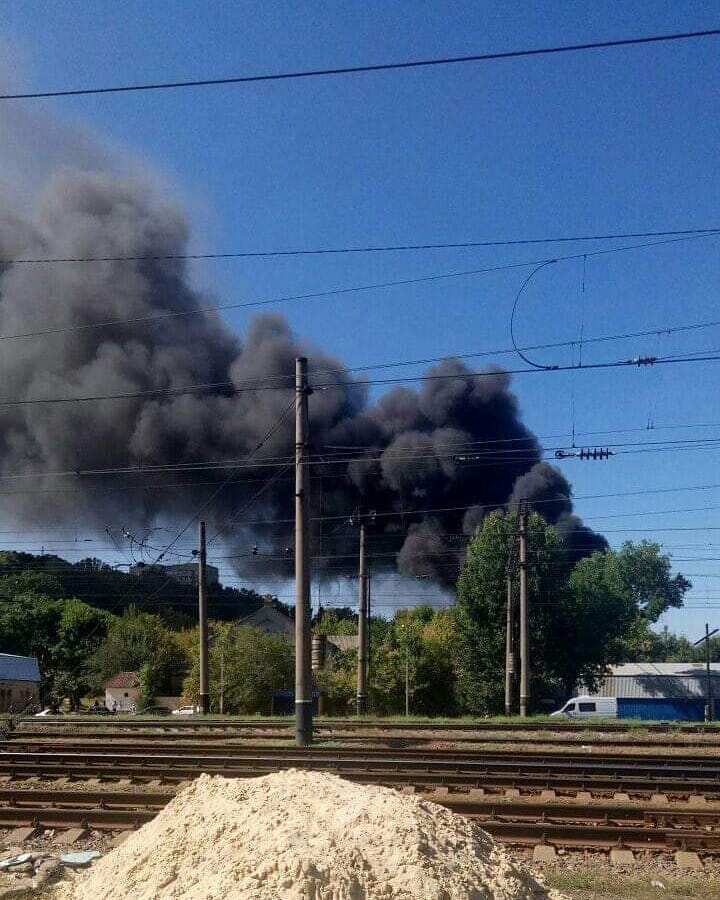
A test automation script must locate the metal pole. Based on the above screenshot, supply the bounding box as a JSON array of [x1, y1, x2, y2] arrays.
[[505, 575, 514, 716], [219, 646, 224, 716], [405, 645, 410, 717], [706, 623, 713, 722], [519, 507, 529, 718], [357, 522, 368, 715], [198, 521, 210, 714], [295, 357, 313, 747]]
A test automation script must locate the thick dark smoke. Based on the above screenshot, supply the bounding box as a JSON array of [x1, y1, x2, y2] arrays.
[[0, 170, 604, 587]]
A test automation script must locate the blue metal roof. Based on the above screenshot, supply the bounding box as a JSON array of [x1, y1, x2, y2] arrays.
[[0, 654, 40, 682]]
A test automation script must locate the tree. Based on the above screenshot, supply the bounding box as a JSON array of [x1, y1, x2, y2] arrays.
[[0, 593, 110, 707], [548, 551, 638, 694], [48, 600, 111, 707], [454, 511, 562, 715], [90, 607, 186, 699], [317, 608, 458, 717], [615, 541, 691, 622], [183, 625, 294, 714]]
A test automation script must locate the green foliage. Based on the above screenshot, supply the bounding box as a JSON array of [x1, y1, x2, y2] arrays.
[[317, 607, 457, 717], [552, 551, 638, 691], [454, 515, 694, 712], [0, 592, 110, 707], [0, 551, 275, 622], [615, 541, 691, 622], [314, 607, 358, 635], [183, 624, 294, 714], [90, 607, 186, 696], [454, 511, 563, 714]]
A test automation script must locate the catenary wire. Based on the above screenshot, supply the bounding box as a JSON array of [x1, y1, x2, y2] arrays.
[[1, 28, 717, 100], [4, 228, 718, 265], [0, 231, 715, 343]]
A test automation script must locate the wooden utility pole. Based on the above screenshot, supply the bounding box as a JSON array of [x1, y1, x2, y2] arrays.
[[504, 575, 515, 716], [295, 357, 313, 747], [518, 505, 529, 718], [356, 521, 368, 715], [198, 520, 209, 714]]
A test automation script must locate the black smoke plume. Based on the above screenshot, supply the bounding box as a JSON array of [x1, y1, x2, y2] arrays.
[[0, 171, 603, 587]]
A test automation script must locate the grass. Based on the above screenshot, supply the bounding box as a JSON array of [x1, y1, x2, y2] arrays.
[[546, 871, 720, 899]]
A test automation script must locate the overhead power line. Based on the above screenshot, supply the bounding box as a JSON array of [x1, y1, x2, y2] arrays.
[[3, 228, 718, 265], [1, 28, 718, 100], [0, 231, 715, 343]]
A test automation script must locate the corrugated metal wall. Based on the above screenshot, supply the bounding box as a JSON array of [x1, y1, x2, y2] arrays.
[[597, 674, 720, 700]]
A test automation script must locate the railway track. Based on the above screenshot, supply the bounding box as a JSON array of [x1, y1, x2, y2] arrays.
[[1, 747, 720, 799], [5, 740, 720, 770], [11, 730, 720, 751], [0, 787, 718, 853], [16, 716, 720, 735]]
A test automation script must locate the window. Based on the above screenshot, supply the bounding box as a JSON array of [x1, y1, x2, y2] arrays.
[[124, 692, 129, 698], [564, 703, 575, 712], [578, 702, 596, 712]]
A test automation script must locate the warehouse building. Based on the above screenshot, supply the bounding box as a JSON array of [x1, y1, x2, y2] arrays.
[[0, 653, 41, 712], [594, 662, 720, 719]]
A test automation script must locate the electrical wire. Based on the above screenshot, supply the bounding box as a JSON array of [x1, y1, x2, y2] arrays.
[[0, 231, 715, 344], [4, 228, 718, 265], [2, 28, 717, 100]]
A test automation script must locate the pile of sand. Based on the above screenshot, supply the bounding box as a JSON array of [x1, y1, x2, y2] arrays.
[[55, 770, 565, 899]]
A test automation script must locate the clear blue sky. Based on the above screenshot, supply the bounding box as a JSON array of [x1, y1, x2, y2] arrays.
[[1, 1, 719, 634]]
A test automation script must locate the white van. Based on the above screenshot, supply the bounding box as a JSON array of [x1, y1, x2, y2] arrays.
[[551, 695, 617, 719]]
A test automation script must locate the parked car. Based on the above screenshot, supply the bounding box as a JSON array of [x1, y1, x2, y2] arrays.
[[171, 705, 198, 716], [85, 704, 114, 715], [139, 705, 171, 716]]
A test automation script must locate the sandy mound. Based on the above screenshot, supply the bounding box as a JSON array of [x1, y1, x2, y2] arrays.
[[55, 770, 565, 899]]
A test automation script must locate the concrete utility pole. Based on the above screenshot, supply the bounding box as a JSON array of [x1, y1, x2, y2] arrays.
[[504, 575, 515, 716], [295, 357, 313, 747], [198, 520, 210, 714], [518, 505, 529, 718], [694, 623, 718, 722], [357, 521, 368, 715]]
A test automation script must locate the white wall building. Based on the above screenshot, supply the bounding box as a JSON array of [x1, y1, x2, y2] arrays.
[[105, 671, 142, 711]]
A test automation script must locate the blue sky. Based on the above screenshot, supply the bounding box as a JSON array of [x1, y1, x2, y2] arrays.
[[1, 1, 719, 634]]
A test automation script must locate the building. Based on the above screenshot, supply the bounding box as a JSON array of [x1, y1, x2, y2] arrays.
[[0, 654, 41, 712], [128, 561, 219, 586], [239, 596, 293, 639], [594, 663, 720, 719], [105, 671, 142, 712]]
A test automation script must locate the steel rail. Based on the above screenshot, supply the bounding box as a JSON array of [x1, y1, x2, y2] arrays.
[[4, 742, 720, 770], [11, 731, 720, 750], [0, 791, 717, 852], [17, 717, 720, 734]]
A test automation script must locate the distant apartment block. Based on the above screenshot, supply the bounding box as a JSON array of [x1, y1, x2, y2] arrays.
[[129, 561, 219, 586]]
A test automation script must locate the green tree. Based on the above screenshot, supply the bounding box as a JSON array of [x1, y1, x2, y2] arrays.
[[0, 593, 109, 707], [90, 607, 186, 699], [616, 541, 691, 622], [184, 624, 294, 714], [548, 551, 638, 693], [455, 511, 562, 715]]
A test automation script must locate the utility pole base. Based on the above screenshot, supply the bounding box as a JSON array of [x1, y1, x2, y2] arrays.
[[356, 695, 367, 716], [199, 694, 210, 715], [295, 701, 313, 747]]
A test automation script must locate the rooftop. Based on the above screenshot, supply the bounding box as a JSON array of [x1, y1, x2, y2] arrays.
[[106, 671, 141, 689], [0, 653, 40, 683]]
